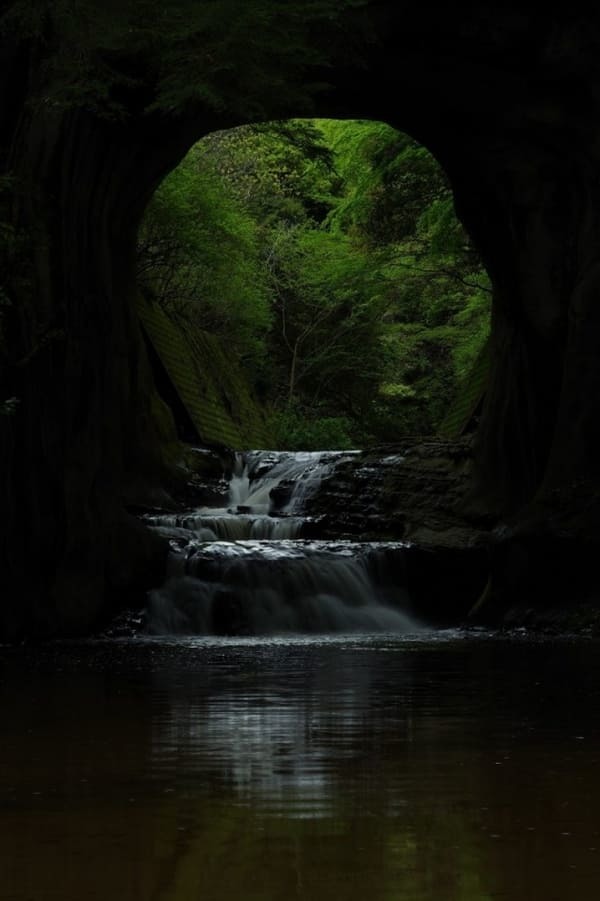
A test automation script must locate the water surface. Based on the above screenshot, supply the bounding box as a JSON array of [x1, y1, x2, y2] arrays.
[[1, 632, 600, 900]]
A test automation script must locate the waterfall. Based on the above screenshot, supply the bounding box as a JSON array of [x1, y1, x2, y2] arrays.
[[145, 449, 420, 637], [227, 450, 359, 513], [145, 512, 304, 541], [228, 453, 250, 507]]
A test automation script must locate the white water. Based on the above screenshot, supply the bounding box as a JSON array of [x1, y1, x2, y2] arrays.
[[146, 449, 419, 636], [146, 511, 304, 541], [229, 450, 359, 513], [228, 452, 250, 507]]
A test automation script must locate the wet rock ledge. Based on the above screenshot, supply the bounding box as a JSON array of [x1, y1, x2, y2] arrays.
[[272, 437, 493, 624]]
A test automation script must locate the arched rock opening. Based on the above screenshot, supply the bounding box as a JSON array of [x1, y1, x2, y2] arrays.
[[1, 4, 599, 635]]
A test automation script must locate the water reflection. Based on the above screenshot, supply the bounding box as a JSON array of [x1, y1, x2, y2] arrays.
[[1, 634, 600, 899], [150, 640, 413, 815]]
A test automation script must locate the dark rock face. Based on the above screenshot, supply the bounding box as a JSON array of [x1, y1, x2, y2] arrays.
[[0, 106, 199, 639], [292, 439, 491, 623], [2, 6, 600, 635], [323, 9, 600, 622], [298, 440, 476, 540]]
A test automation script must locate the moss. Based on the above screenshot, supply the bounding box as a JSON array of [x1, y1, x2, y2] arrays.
[[137, 294, 271, 449], [438, 338, 490, 438]]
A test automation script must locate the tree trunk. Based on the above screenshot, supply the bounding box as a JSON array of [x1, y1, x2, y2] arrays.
[[288, 339, 300, 407]]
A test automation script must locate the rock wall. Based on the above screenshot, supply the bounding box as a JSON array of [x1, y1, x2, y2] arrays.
[[4, 6, 600, 635], [297, 438, 490, 623], [438, 340, 489, 439], [137, 295, 271, 450]]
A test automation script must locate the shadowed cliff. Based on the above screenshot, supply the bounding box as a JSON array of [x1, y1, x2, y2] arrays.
[[2, 3, 600, 636]]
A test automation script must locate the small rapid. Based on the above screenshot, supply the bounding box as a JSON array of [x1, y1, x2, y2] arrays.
[[146, 449, 420, 636], [229, 449, 360, 513], [145, 511, 304, 541]]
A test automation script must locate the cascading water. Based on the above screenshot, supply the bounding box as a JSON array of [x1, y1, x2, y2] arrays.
[[227, 450, 360, 513], [146, 449, 420, 636], [228, 452, 250, 507]]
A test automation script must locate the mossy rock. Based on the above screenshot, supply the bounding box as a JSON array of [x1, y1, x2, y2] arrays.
[[137, 294, 271, 449], [438, 338, 490, 438]]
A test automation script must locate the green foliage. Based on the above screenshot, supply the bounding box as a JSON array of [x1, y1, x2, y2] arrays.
[[452, 289, 491, 381], [139, 116, 491, 447], [265, 226, 389, 411], [270, 405, 355, 451], [320, 119, 491, 432], [1, 1, 366, 119], [138, 146, 272, 375], [198, 122, 337, 227]]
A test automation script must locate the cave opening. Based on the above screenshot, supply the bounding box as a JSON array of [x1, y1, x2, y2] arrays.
[[2, 3, 600, 638], [5, 9, 600, 890], [137, 118, 491, 452]]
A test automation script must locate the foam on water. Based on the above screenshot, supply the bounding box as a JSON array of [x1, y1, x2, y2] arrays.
[[146, 450, 419, 637]]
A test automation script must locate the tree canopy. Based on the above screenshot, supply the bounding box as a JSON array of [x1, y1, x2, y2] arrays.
[[139, 118, 490, 448], [1, 1, 367, 120]]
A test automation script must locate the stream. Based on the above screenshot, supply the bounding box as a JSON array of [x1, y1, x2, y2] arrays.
[[1, 452, 600, 899], [144, 450, 418, 636], [2, 634, 600, 900]]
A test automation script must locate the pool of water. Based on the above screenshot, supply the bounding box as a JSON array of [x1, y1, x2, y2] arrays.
[[1, 630, 600, 900]]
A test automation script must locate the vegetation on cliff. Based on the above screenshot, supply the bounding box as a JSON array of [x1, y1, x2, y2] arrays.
[[139, 119, 490, 448]]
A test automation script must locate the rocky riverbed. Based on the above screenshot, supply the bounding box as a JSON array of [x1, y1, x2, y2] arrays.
[[127, 439, 600, 635]]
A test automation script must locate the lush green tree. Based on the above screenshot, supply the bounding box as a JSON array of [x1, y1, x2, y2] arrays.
[[1, 1, 363, 119], [138, 145, 272, 375], [140, 119, 394, 445], [318, 118, 491, 434], [265, 226, 389, 408], [139, 115, 491, 447], [198, 122, 338, 227]]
